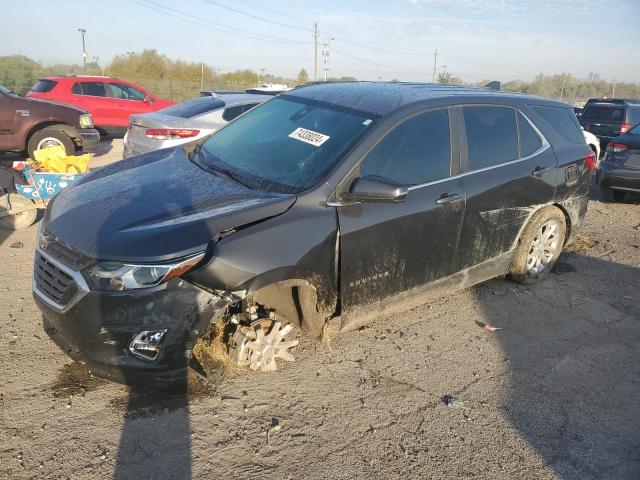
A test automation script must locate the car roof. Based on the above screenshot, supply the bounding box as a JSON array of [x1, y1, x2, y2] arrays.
[[584, 98, 640, 107], [285, 81, 568, 117], [216, 93, 270, 106], [38, 76, 129, 83]]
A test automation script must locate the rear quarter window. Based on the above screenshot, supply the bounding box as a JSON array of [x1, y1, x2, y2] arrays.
[[628, 108, 640, 126], [31, 80, 57, 93], [531, 106, 584, 144]]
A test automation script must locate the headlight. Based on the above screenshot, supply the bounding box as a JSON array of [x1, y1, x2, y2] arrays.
[[79, 113, 94, 128], [84, 253, 205, 291]]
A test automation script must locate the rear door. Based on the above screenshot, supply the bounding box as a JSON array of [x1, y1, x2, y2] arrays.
[[70, 81, 114, 127], [454, 105, 557, 271], [337, 108, 466, 310]]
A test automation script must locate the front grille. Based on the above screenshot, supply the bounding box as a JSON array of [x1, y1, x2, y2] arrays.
[[34, 252, 79, 307], [40, 231, 95, 271]]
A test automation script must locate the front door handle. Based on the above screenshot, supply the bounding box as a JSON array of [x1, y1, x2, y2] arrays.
[[532, 166, 551, 177], [435, 193, 461, 205]]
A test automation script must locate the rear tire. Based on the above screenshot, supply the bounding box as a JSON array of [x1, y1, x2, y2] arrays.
[[509, 206, 566, 284], [27, 127, 75, 160], [0, 193, 38, 230]]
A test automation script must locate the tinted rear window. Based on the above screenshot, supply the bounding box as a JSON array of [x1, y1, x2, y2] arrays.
[[582, 106, 625, 122], [160, 97, 225, 118], [532, 106, 584, 144], [628, 108, 640, 125], [72, 82, 107, 97], [463, 106, 518, 170], [31, 80, 57, 93]]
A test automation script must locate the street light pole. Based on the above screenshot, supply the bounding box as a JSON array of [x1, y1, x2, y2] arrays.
[[322, 37, 335, 82], [77, 28, 87, 73]]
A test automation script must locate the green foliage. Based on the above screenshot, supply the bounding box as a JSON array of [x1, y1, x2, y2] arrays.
[[296, 68, 309, 85], [0, 55, 42, 95]]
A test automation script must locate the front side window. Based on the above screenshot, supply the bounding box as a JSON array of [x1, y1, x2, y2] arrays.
[[73, 82, 107, 97], [360, 109, 451, 185], [198, 97, 375, 193], [108, 83, 146, 101], [463, 106, 518, 170]]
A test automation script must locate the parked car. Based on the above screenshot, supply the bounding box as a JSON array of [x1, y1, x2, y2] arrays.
[[0, 84, 99, 159], [580, 98, 640, 145], [582, 127, 601, 161], [123, 94, 267, 158], [27, 76, 173, 134], [33, 82, 593, 386], [596, 122, 640, 201]]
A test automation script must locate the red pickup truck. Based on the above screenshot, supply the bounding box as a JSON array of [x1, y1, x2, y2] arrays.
[[27, 76, 173, 134], [0, 85, 100, 159]]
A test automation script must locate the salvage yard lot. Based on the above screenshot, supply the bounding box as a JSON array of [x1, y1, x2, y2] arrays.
[[1, 142, 639, 479]]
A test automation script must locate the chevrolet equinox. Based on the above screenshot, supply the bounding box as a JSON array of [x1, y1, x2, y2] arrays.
[[33, 82, 594, 385]]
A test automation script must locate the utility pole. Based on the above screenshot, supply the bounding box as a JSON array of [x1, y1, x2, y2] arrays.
[[432, 49, 438, 83], [322, 38, 335, 82], [200, 63, 205, 92], [612, 77, 617, 97], [260, 68, 266, 84], [77, 28, 87, 73], [560, 73, 567, 101], [313, 22, 319, 81]]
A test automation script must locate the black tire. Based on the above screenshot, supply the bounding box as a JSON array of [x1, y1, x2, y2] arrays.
[[600, 185, 626, 202], [509, 206, 566, 284], [27, 127, 75, 160]]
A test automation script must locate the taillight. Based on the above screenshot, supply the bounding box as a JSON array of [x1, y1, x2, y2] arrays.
[[606, 143, 629, 153], [145, 128, 200, 140], [620, 123, 631, 134], [584, 150, 596, 172]]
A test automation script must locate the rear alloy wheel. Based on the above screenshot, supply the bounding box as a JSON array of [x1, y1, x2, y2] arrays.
[[27, 127, 76, 159], [229, 318, 299, 372], [0, 193, 38, 230], [509, 206, 566, 284]]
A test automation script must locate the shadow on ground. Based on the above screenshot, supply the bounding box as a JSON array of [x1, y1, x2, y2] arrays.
[[474, 252, 640, 479]]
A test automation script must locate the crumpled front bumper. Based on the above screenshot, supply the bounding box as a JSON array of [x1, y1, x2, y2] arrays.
[[35, 276, 225, 386]]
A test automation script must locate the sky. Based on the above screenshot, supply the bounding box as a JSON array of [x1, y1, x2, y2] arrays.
[[1, 0, 639, 83]]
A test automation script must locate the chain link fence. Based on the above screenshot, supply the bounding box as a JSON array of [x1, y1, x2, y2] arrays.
[[0, 69, 260, 102]]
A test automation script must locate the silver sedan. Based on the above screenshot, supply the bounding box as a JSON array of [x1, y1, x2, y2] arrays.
[[123, 94, 267, 158]]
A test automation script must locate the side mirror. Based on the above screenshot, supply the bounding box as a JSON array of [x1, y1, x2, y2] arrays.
[[143, 95, 152, 103], [343, 176, 408, 203]]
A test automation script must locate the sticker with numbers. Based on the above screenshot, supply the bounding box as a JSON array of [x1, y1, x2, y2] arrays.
[[288, 127, 330, 147]]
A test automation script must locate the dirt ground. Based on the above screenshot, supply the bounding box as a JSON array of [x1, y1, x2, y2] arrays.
[[1, 142, 639, 479]]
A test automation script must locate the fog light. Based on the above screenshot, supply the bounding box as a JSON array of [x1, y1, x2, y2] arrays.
[[129, 329, 167, 361]]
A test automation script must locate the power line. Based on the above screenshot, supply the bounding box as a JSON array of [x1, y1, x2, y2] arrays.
[[200, 0, 310, 31], [130, 0, 310, 45]]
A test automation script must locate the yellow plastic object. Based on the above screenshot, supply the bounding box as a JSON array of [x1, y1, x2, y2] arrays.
[[32, 145, 89, 174]]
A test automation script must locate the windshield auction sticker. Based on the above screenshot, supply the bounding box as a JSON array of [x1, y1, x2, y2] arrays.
[[288, 127, 330, 147]]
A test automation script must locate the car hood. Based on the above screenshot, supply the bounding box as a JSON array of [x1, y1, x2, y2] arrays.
[[44, 147, 296, 263], [24, 95, 89, 115]]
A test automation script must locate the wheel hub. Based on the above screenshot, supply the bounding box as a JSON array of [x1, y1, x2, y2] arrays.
[[526, 220, 560, 275], [229, 318, 298, 372]]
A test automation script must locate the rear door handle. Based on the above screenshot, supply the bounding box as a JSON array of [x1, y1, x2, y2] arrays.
[[435, 193, 461, 205], [532, 166, 551, 177]]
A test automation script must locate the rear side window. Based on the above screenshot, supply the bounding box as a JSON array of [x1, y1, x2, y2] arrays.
[[31, 80, 57, 93], [582, 106, 624, 122], [73, 82, 107, 97], [222, 105, 246, 121], [628, 108, 640, 126], [161, 97, 224, 118], [532, 106, 584, 144], [463, 106, 518, 170], [518, 113, 543, 156], [360, 109, 450, 185]]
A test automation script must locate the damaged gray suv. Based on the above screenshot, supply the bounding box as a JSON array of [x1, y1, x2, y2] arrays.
[[33, 82, 593, 385]]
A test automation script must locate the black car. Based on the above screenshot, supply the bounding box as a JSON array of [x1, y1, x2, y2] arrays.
[[33, 82, 594, 386], [596, 122, 640, 201], [580, 98, 640, 144]]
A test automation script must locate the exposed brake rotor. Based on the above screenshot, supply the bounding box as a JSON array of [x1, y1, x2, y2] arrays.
[[229, 318, 299, 372]]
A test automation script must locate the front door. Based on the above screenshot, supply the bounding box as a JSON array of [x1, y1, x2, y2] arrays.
[[337, 108, 466, 311], [0, 93, 16, 149]]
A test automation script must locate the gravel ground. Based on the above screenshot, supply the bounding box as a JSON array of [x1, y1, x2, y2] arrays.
[[1, 142, 639, 479]]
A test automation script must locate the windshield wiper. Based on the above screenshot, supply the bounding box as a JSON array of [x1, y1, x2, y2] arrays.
[[191, 144, 254, 189]]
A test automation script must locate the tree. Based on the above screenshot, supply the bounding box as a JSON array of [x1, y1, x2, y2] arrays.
[[296, 68, 309, 85], [437, 71, 454, 84]]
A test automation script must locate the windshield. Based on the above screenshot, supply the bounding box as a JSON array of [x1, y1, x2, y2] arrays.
[[197, 97, 375, 193], [0, 85, 19, 97]]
